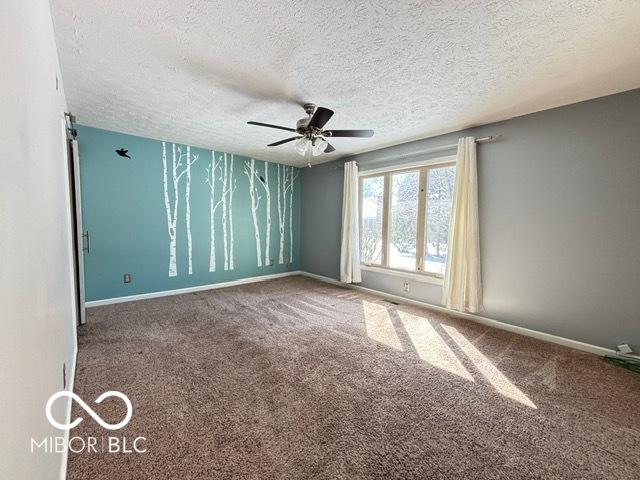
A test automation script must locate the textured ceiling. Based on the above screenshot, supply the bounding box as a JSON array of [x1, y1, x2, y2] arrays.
[[51, 0, 640, 166]]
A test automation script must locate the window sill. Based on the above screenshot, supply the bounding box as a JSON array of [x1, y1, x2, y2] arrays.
[[360, 264, 444, 286]]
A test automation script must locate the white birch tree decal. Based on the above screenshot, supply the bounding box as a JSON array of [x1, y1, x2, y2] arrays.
[[161, 142, 197, 277], [205, 150, 230, 272], [229, 154, 236, 270], [182, 145, 198, 275], [277, 164, 293, 264], [220, 153, 237, 271], [277, 164, 284, 264], [244, 159, 272, 267], [288, 165, 299, 263], [244, 158, 262, 266], [222, 153, 229, 270], [260, 161, 271, 265], [162, 142, 176, 276]]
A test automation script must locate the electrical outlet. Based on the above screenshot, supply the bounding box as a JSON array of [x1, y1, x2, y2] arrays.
[[617, 343, 633, 354], [62, 363, 66, 389], [403, 281, 410, 293], [124, 273, 132, 284], [266, 258, 274, 266]]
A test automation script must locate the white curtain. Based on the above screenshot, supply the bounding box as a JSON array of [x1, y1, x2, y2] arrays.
[[443, 137, 483, 312], [340, 161, 362, 283]]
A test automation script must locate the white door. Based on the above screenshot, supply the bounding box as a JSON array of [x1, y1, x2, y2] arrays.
[[70, 139, 87, 325]]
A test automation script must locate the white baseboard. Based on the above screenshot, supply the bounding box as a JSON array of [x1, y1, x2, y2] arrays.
[[86, 270, 303, 307], [85, 269, 616, 357], [301, 271, 344, 287], [300, 271, 616, 357], [59, 344, 78, 480]]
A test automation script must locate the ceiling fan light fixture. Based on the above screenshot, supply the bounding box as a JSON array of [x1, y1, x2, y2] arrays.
[[311, 137, 328, 156], [248, 103, 374, 157], [295, 137, 310, 156]]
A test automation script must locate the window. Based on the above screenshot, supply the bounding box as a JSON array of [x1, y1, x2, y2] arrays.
[[360, 175, 385, 264], [359, 160, 456, 277], [424, 165, 455, 275], [389, 171, 420, 270]]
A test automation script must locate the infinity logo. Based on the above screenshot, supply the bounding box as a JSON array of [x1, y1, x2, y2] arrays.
[[45, 391, 133, 431]]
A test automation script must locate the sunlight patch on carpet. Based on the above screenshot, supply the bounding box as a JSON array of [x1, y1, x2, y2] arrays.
[[362, 300, 403, 351], [397, 310, 473, 382], [443, 325, 537, 409]]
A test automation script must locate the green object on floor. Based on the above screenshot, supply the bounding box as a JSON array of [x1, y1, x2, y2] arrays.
[[603, 355, 640, 374]]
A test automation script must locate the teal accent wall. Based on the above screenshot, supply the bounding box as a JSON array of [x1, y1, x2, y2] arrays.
[[77, 125, 301, 301]]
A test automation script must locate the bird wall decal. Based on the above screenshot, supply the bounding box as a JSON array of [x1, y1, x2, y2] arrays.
[[116, 148, 131, 158]]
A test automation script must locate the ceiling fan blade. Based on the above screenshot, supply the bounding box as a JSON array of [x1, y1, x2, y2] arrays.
[[248, 121, 296, 132], [324, 143, 336, 153], [324, 129, 374, 137], [268, 136, 301, 147], [308, 107, 334, 129]]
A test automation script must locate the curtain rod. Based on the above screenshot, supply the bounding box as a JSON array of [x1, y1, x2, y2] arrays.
[[359, 135, 499, 166]]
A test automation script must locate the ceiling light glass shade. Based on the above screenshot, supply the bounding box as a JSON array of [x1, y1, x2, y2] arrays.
[[295, 137, 310, 156], [311, 137, 328, 156]]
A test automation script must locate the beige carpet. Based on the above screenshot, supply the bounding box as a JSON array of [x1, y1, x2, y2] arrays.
[[69, 276, 639, 479]]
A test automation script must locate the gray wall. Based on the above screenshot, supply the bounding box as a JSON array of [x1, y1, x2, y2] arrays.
[[301, 89, 640, 350]]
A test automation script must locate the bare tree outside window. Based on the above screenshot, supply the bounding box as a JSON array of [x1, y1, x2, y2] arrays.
[[425, 165, 455, 274], [360, 176, 384, 264], [358, 161, 456, 277], [389, 171, 420, 270]]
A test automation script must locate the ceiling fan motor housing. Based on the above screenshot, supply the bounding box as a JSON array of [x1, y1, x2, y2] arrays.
[[296, 117, 310, 133], [296, 103, 317, 134]]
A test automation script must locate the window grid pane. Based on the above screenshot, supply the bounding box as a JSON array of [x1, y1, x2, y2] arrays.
[[388, 171, 420, 270], [360, 176, 385, 264], [424, 165, 456, 275]]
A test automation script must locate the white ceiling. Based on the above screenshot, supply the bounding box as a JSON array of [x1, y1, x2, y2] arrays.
[[52, 0, 640, 166]]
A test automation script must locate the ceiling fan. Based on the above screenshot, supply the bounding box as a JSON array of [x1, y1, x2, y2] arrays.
[[247, 103, 374, 163]]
